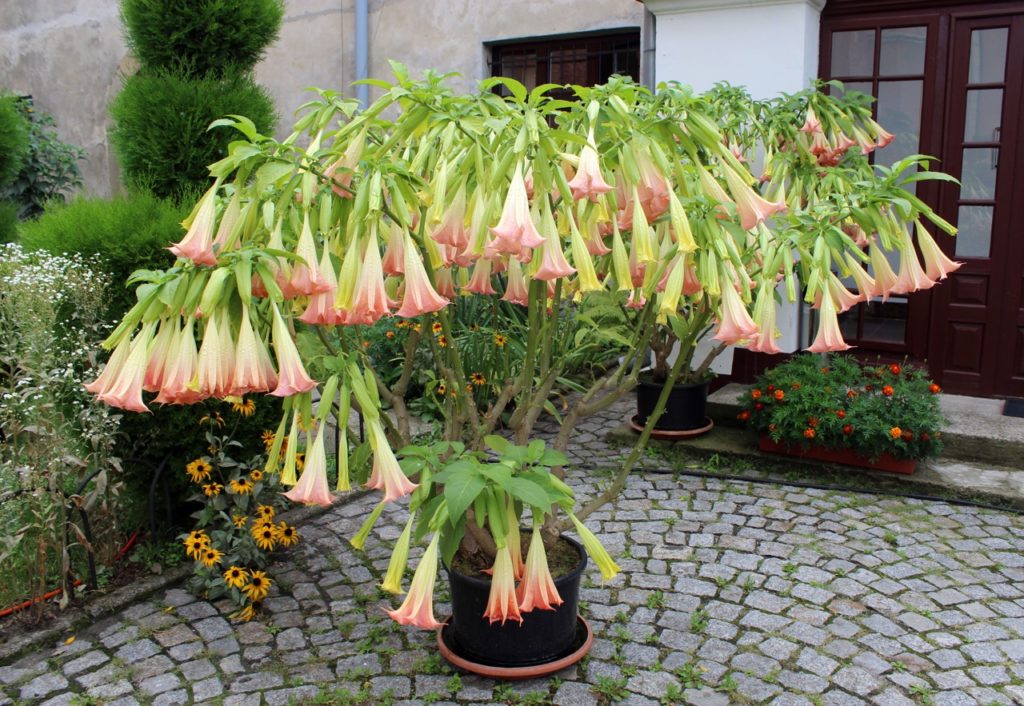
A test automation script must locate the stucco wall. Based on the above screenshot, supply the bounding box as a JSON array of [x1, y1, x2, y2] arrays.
[[1, 0, 644, 199]]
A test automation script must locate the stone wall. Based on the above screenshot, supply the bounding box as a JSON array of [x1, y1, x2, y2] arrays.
[[1, 0, 644, 198]]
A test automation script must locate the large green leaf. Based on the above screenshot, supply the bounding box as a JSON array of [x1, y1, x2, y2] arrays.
[[504, 477, 551, 511], [443, 468, 486, 522]]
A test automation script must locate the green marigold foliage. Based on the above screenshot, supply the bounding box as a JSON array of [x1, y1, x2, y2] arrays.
[[0, 94, 30, 187], [110, 71, 277, 199], [18, 191, 186, 318], [738, 354, 944, 461], [120, 0, 285, 78], [0, 98, 86, 219]]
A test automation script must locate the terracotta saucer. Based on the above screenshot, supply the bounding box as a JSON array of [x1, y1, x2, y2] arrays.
[[629, 414, 715, 440], [436, 615, 593, 679]]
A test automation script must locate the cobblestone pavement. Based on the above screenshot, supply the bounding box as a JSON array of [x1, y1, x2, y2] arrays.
[[3, 406, 1024, 706]]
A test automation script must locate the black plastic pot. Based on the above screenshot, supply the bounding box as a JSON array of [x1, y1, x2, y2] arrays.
[[635, 377, 710, 431], [445, 536, 586, 668]]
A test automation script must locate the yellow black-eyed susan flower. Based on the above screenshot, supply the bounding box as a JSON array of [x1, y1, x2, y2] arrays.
[[469, 323, 480, 331], [255, 505, 275, 521], [277, 523, 299, 547], [233, 601, 261, 622], [232, 398, 256, 417], [185, 459, 213, 483], [199, 547, 223, 568], [229, 477, 254, 495], [494, 333, 507, 348], [431, 321, 443, 334], [294, 452, 305, 471], [261, 430, 275, 450], [249, 469, 263, 483], [470, 372, 486, 386], [202, 483, 223, 497], [438, 335, 448, 348], [183, 536, 206, 560], [436, 383, 447, 396], [223, 566, 248, 589], [253, 523, 277, 551], [232, 515, 248, 529], [244, 571, 271, 601]]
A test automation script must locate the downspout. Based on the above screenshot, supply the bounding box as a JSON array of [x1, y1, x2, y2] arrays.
[[641, 7, 656, 90], [355, 0, 369, 108]]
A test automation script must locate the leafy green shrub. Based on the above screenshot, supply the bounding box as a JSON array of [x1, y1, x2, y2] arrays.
[[0, 97, 86, 219], [0, 94, 29, 187], [110, 70, 277, 199], [120, 0, 284, 78], [738, 354, 944, 461], [18, 191, 186, 319], [0, 200, 17, 244]]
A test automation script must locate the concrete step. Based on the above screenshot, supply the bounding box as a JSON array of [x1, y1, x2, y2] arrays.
[[707, 383, 1024, 468]]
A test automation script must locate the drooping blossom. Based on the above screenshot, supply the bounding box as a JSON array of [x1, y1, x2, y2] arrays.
[[800, 106, 822, 134], [196, 312, 234, 398], [282, 421, 334, 506], [567, 137, 613, 202], [890, 227, 936, 295], [807, 287, 852, 353], [866, 118, 895, 148], [583, 217, 610, 256], [381, 223, 406, 276], [668, 189, 698, 253], [916, 222, 961, 281], [712, 280, 758, 344], [84, 329, 133, 397], [627, 237, 647, 288], [169, 183, 220, 266], [625, 290, 646, 309], [395, 236, 449, 318], [569, 513, 620, 581], [366, 418, 419, 502], [569, 216, 601, 292], [289, 215, 332, 296], [533, 205, 576, 281], [433, 267, 456, 299], [610, 222, 632, 292], [233, 305, 279, 395], [143, 319, 176, 392], [483, 545, 523, 625], [465, 257, 497, 295], [489, 162, 545, 255], [842, 222, 870, 248], [657, 254, 684, 318], [517, 526, 564, 613], [381, 514, 415, 595], [630, 186, 657, 264], [501, 257, 530, 306], [344, 225, 396, 325], [266, 221, 298, 299], [430, 183, 470, 249], [299, 247, 346, 325], [722, 163, 787, 231], [324, 128, 366, 197], [270, 303, 317, 397], [695, 164, 733, 212], [211, 191, 241, 256], [387, 533, 444, 630], [844, 253, 879, 300], [633, 144, 671, 220], [154, 318, 203, 405], [682, 262, 703, 296], [89, 323, 156, 413], [823, 272, 862, 313], [746, 284, 781, 354], [869, 238, 900, 300]]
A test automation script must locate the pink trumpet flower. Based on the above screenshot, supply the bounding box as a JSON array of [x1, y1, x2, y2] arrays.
[[430, 184, 470, 249], [344, 229, 396, 325], [387, 533, 444, 630], [822, 272, 862, 313], [584, 218, 611, 256], [517, 527, 563, 613], [366, 418, 419, 502], [722, 164, 787, 231], [916, 222, 961, 281], [433, 266, 456, 299], [890, 228, 936, 295], [269, 303, 317, 397], [713, 281, 758, 344], [746, 285, 781, 354], [381, 225, 406, 276], [869, 238, 900, 301], [634, 148, 671, 221], [300, 247, 346, 325], [283, 422, 334, 506], [844, 253, 879, 300], [154, 318, 203, 405], [533, 232, 576, 281], [625, 290, 646, 309], [465, 257, 497, 295], [842, 222, 870, 248], [196, 313, 234, 399], [233, 305, 279, 395], [567, 141, 613, 202], [490, 163, 545, 253], [483, 545, 523, 625], [867, 118, 895, 148], [502, 258, 530, 306], [289, 216, 331, 296], [84, 329, 133, 397], [267, 221, 298, 300], [92, 323, 155, 413], [324, 129, 365, 197], [800, 106, 822, 134], [683, 263, 703, 296], [169, 185, 219, 266], [211, 192, 240, 256], [396, 236, 449, 318], [143, 319, 176, 392], [807, 287, 852, 353]]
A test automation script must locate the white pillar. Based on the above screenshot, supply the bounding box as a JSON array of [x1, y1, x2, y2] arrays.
[[646, 0, 825, 369]]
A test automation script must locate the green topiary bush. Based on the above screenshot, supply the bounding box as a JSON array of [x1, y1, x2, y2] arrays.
[[0, 201, 18, 244], [18, 191, 187, 318], [120, 0, 285, 78], [109, 70, 277, 199], [0, 95, 30, 187]]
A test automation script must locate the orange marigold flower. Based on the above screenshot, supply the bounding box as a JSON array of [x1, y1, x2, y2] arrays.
[[737, 410, 751, 421], [773, 390, 785, 401], [929, 383, 941, 394], [842, 424, 854, 435], [889, 363, 902, 375], [835, 410, 846, 419], [902, 430, 914, 442], [803, 428, 816, 439], [385, 331, 395, 339], [751, 389, 762, 400], [882, 385, 894, 397], [807, 416, 818, 427], [890, 427, 902, 439]]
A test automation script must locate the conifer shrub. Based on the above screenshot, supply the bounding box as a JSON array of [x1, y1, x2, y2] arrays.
[[0, 95, 30, 188]]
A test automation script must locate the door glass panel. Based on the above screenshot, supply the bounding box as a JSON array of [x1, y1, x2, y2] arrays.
[[880, 26, 927, 75], [955, 205, 993, 258], [876, 80, 922, 166], [960, 148, 998, 200], [836, 81, 873, 100], [968, 27, 1008, 83], [964, 89, 1003, 142], [863, 298, 908, 343], [832, 30, 875, 76]]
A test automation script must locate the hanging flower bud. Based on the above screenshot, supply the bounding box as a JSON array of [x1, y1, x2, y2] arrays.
[[395, 235, 449, 318], [366, 418, 418, 502], [483, 545, 523, 625], [807, 286, 852, 353], [233, 305, 279, 395], [90, 323, 156, 413], [746, 284, 781, 354], [288, 214, 331, 296], [465, 257, 497, 295], [387, 533, 444, 630], [381, 514, 416, 595], [269, 303, 317, 397], [567, 134, 613, 202], [502, 257, 529, 306], [517, 526, 563, 613], [712, 280, 758, 344], [916, 222, 961, 281], [282, 420, 334, 506], [169, 183, 220, 266], [490, 162, 545, 255]]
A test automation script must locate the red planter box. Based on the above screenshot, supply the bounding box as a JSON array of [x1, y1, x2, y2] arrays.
[[758, 434, 917, 475]]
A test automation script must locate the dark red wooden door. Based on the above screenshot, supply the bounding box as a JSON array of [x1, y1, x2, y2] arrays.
[[928, 12, 1024, 396]]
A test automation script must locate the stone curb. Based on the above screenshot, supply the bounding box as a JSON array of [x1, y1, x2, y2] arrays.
[[0, 488, 373, 665]]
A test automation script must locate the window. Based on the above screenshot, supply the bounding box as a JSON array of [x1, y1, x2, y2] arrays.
[[488, 30, 640, 98]]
